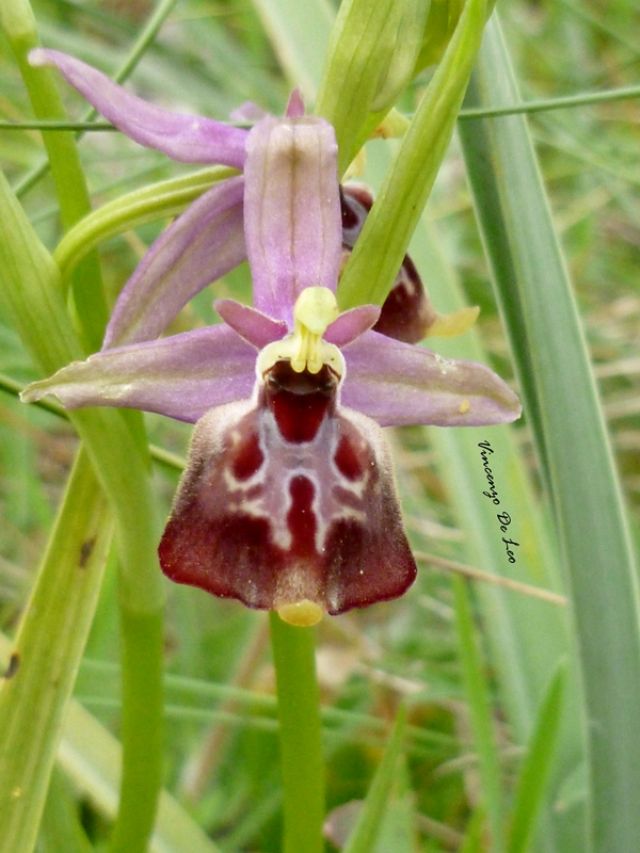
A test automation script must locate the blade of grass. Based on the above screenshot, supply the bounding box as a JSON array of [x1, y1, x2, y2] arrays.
[[3, 2, 170, 843], [12, 0, 178, 199], [365, 141, 583, 849], [0, 633, 221, 853], [453, 576, 505, 853], [458, 16, 640, 851], [1, 0, 108, 350], [0, 449, 112, 853], [508, 664, 567, 853], [0, 160, 165, 853], [249, 0, 333, 99], [342, 707, 407, 853]]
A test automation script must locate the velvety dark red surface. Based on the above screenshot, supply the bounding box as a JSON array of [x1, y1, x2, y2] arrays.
[[341, 183, 433, 343], [231, 430, 264, 480], [340, 185, 373, 245], [265, 361, 337, 443], [373, 255, 435, 343], [158, 360, 416, 615]]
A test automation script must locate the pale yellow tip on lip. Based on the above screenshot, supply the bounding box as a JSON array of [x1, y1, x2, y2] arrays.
[[427, 305, 480, 338], [277, 600, 324, 627]]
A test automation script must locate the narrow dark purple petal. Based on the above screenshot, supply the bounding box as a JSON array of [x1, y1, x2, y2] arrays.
[[22, 326, 256, 423], [214, 299, 288, 347], [325, 305, 381, 346], [30, 49, 247, 167], [341, 331, 521, 427], [103, 177, 246, 347], [243, 116, 342, 324]]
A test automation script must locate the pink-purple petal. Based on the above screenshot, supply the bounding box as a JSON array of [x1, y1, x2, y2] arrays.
[[285, 90, 305, 118], [243, 116, 342, 324], [214, 299, 288, 347], [103, 177, 246, 348], [229, 101, 268, 124], [341, 331, 521, 427], [22, 326, 256, 423], [30, 49, 247, 167], [325, 305, 381, 346]]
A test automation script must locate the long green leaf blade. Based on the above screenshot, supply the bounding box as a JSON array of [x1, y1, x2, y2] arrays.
[[508, 664, 567, 853], [453, 577, 505, 853], [343, 707, 407, 853], [458, 17, 640, 852], [0, 450, 112, 853]]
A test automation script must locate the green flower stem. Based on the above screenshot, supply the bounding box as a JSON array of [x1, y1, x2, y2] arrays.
[[269, 613, 324, 853], [337, 0, 486, 311], [11, 0, 178, 200], [54, 166, 237, 283], [1, 0, 107, 350], [0, 449, 112, 853], [110, 609, 165, 853], [2, 1, 171, 844]]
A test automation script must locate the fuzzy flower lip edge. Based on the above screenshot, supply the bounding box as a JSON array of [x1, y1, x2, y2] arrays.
[[22, 47, 522, 431]]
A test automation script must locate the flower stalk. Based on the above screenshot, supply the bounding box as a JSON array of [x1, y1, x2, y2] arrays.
[[269, 613, 325, 853]]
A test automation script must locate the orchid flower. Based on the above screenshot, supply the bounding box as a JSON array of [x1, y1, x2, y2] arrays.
[[24, 50, 520, 626]]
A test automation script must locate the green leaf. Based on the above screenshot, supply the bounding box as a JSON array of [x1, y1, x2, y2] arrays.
[[337, 0, 487, 310], [508, 664, 567, 853], [249, 0, 334, 100], [362, 140, 582, 848], [1, 0, 108, 349], [0, 152, 164, 852], [316, 0, 429, 173], [458, 16, 640, 852], [453, 576, 505, 853], [0, 450, 112, 853], [54, 166, 237, 282], [343, 706, 407, 853]]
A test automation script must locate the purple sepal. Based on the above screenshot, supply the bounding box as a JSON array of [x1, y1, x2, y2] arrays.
[[30, 49, 248, 167], [214, 299, 288, 348], [243, 116, 342, 324], [22, 326, 256, 423], [104, 177, 246, 347], [341, 331, 521, 427]]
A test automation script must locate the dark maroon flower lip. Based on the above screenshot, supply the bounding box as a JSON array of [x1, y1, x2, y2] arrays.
[[158, 359, 417, 622]]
